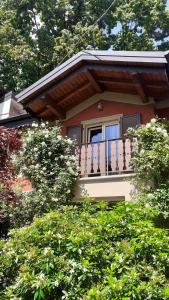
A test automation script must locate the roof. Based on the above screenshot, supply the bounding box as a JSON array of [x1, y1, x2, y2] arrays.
[[16, 50, 169, 104], [0, 114, 38, 128], [15, 50, 169, 119]]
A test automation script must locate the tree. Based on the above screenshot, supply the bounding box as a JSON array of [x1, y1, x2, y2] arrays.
[[0, 127, 22, 238], [0, 127, 22, 204], [0, 0, 169, 92]]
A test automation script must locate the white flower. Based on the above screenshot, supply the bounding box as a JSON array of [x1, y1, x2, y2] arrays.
[[53, 280, 59, 287], [66, 161, 71, 166], [43, 247, 53, 255], [52, 198, 58, 202], [156, 127, 162, 133], [34, 148, 38, 152], [146, 123, 151, 128], [151, 118, 156, 124], [67, 138, 73, 144], [32, 122, 38, 127], [41, 123, 45, 128], [163, 132, 168, 137], [48, 152, 52, 156], [41, 141, 46, 147], [147, 193, 154, 200], [68, 167, 75, 175], [45, 134, 48, 138], [57, 135, 62, 140]]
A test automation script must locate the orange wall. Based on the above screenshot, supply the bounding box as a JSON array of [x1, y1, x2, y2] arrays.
[[62, 100, 155, 134]]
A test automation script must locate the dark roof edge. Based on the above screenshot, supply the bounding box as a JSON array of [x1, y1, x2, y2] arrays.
[[16, 50, 168, 104], [0, 113, 32, 124]]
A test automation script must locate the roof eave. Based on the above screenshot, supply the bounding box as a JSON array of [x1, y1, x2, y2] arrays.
[[16, 50, 168, 104]]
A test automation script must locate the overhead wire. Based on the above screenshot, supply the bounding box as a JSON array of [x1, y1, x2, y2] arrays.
[[57, 0, 118, 66]]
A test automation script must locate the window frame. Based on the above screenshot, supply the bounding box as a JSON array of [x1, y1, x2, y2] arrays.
[[82, 114, 122, 144]]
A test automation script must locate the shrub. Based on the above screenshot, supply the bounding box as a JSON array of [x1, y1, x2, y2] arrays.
[[128, 117, 169, 190], [128, 117, 169, 217], [1, 202, 169, 299], [6, 122, 79, 229], [15, 122, 78, 200]]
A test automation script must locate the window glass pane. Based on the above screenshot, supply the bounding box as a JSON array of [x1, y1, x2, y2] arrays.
[[89, 127, 102, 143], [105, 124, 119, 140], [105, 124, 120, 167]]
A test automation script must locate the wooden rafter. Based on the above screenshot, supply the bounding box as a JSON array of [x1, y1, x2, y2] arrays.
[[43, 95, 65, 119], [57, 82, 91, 106], [131, 73, 149, 103], [85, 69, 102, 93]]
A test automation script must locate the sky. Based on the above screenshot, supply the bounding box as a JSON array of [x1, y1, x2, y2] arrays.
[[167, 0, 169, 8]]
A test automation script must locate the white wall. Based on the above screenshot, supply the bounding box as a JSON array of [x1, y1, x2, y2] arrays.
[[74, 174, 135, 202], [0, 99, 11, 120]]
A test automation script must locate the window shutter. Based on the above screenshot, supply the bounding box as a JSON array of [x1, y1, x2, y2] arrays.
[[121, 113, 141, 136], [67, 125, 82, 146]]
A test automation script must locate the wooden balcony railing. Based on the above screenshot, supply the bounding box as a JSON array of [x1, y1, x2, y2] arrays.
[[77, 138, 136, 177]]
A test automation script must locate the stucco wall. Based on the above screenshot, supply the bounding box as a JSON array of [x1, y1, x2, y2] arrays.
[[74, 174, 135, 202], [157, 107, 169, 119], [62, 99, 155, 135]]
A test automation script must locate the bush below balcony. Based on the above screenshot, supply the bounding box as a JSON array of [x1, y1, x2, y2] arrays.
[[1, 202, 169, 300]]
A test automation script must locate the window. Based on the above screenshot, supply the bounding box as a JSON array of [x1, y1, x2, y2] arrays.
[[86, 122, 120, 143]]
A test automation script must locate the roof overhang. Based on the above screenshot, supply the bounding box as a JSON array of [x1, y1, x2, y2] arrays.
[[15, 50, 169, 119]]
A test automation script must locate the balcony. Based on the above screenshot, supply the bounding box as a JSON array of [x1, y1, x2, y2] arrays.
[[78, 138, 135, 178]]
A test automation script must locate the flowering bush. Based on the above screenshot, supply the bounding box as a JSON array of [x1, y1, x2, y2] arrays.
[[15, 122, 78, 204], [128, 117, 169, 217], [1, 202, 169, 299]]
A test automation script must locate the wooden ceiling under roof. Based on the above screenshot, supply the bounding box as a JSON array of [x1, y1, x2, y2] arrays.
[[16, 51, 169, 120]]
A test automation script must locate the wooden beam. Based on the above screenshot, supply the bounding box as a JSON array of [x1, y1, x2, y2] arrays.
[[43, 96, 65, 119], [57, 82, 91, 105], [85, 69, 102, 93], [25, 106, 41, 118], [24, 66, 89, 106], [132, 73, 149, 103], [88, 64, 165, 75], [35, 106, 47, 116], [98, 77, 168, 87]]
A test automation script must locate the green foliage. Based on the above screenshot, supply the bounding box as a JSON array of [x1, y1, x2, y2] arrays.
[[128, 118, 169, 189], [1, 0, 169, 92], [15, 121, 78, 197], [0, 202, 169, 299], [4, 122, 79, 229], [128, 118, 169, 217]]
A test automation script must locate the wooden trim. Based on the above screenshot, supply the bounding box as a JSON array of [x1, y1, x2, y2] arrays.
[[88, 64, 165, 75], [98, 78, 168, 87]]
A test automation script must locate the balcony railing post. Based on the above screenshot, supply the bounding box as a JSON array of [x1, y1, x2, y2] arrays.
[[123, 138, 126, 170], [106, 140, 108, 176]]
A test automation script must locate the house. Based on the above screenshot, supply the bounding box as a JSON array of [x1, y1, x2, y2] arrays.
[[3, 51, 169, 200]]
